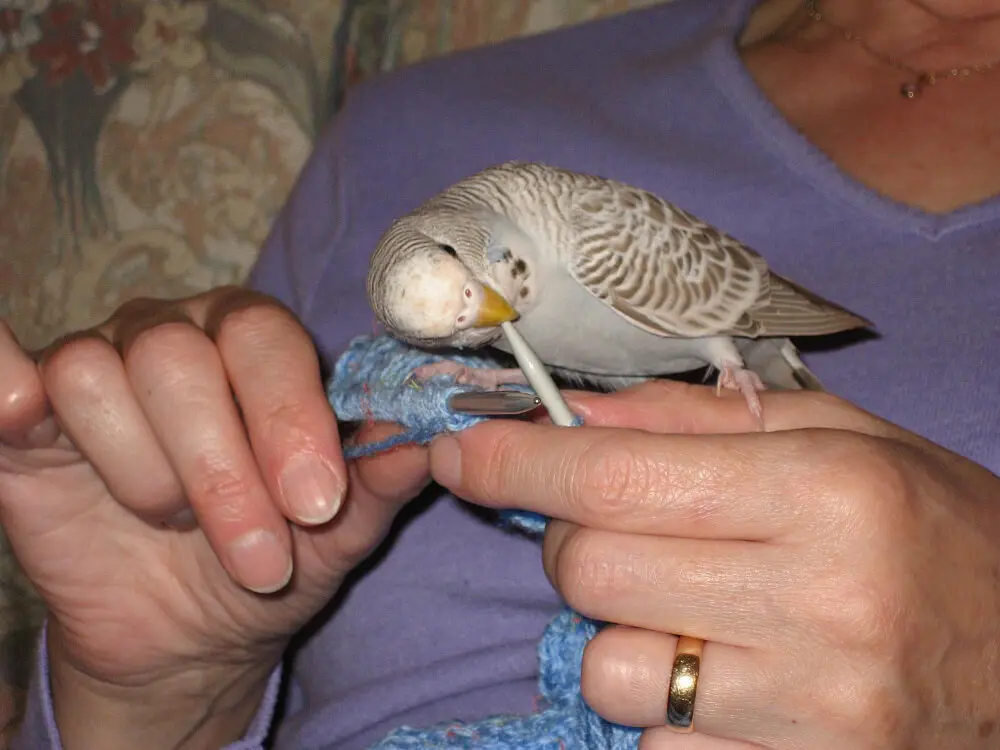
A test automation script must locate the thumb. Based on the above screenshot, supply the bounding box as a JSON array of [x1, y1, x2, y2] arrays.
[[306, 422, 432, 574], [350, 422, 434, 504]]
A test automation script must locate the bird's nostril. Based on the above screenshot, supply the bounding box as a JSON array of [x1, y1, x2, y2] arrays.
[[457, 315, 467, 324]]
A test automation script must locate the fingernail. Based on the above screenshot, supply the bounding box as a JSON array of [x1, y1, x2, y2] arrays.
[[26, 416, 59, 447], [280, 454, 343, 525], [163, 507, 198, 531], [429, 436, 462, 488], [227, 529, 293, 595]]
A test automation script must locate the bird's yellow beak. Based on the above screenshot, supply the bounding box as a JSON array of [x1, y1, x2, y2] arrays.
[[473, 285, 519, 327]]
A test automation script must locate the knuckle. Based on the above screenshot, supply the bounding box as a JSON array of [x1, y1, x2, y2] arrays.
[[809, 675, 867, 738], [810, 570, 904, 654], [118, 473, 187, 517], [331, 520, 379, 563], [628, 378, 691, 401], [188, 461, 255, 518], [212, 298, 298, 348], [572, 436, 662, 522], [125, 320, 205, 368], [810, 664, 911, 748], [42, 335, 117, 396], [208, 283, 247, 300], [255, 398, 315, 443], [552, 527, 614, 611], [663, 459, 730, 529], [474, 423, 529, 497], [792, 389, 900, 440], [794, 388, 846, 415], [109, 296, 167, 322], [580, 630, 639, 711], [836, 585, 896, 647], [804, 431, 909, 525], [99, 298, 169, 340]]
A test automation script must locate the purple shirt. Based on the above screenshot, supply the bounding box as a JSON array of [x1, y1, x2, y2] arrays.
[[15, 0, 1000, 746]]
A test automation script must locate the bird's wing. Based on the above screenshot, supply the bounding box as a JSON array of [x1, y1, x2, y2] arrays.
[[567, 180, 769, 338], [567, 179, 869, 338]]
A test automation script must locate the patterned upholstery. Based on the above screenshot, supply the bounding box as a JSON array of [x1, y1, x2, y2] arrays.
[[0, 0, 663, 740]]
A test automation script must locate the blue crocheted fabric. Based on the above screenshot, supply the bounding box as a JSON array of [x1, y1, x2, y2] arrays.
[[326, 335, 641, 749], [367, 609, 640, 750], [329, 335, 507, 458]]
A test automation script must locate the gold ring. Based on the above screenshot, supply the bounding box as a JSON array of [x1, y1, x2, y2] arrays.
[[665, 635, 704, 733]]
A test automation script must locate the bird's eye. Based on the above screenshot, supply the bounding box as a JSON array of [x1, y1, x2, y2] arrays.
[[438, 243, 458, 257]]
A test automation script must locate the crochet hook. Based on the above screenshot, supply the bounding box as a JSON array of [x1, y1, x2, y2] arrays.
[[499, 321, 578, 427], [448, 391, 542, 416]]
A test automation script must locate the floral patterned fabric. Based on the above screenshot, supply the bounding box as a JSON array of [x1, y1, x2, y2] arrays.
[[0, 0, 664, 741]]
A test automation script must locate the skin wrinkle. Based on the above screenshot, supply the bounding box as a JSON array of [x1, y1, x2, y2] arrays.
[[639, 540, 791, 643], [513, 375, 1000, 746], [775, 428, 880, 540], [476, 384, 1000, 744], [576, 431, 771, 537], [1, 284, 394, 747], [124, 323, 222, 396], [576, 437, 665, 521], [122, 324, 263, 526], [187, 459, 256, 526], [209, 301, 301, 354], [4, 0, 1000, 734], [45, 346, 126, 446], [255, 418, 324, 484], [671, 452, 757, 536], [644, 551, 762, 643], [41, 341, 182, 515], [478, 421, 536, 507], [44, 338, 115, 398]]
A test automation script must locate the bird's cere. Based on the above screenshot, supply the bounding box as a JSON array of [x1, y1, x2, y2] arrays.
[[473, 285, 519, 327]]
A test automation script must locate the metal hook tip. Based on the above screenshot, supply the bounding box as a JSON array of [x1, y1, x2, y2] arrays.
[[448, 390, 542, 416]]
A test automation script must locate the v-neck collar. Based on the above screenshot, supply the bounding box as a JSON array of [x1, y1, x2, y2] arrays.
[[705, 0, 1000, 241]]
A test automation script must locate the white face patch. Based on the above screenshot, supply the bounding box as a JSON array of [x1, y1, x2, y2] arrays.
[[387, 253, 475, 338]]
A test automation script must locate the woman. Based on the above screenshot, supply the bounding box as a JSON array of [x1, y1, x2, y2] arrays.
[[1, 0, 998, 747]]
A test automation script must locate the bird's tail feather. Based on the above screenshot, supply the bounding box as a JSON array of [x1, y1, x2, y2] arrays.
[[738, 338, 825, 392]]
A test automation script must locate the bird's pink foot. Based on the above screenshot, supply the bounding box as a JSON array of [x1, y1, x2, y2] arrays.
[[411, 362, 529, 389], [716, 364, 767, 429]]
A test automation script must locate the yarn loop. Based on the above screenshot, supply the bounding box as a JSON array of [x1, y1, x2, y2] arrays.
[[328, 335, 641, 749]]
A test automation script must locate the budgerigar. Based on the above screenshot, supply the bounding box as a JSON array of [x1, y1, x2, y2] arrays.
[[366, 161, 871, 423]]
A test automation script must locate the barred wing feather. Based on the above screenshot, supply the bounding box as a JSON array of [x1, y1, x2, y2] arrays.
[[568, 182, 868, 339]]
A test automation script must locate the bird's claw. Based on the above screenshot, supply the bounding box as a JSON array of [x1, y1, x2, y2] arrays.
[[716, 364, 766, 430], [411, 362, 529, 390]]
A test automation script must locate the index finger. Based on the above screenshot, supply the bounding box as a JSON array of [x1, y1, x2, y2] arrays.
[[447, 378, 913, 540], [203, 292, 347, 527], [429, 419, 817, 541]]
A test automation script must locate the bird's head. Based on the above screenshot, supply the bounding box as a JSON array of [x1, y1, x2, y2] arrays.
[[367, 213, 519, 347]]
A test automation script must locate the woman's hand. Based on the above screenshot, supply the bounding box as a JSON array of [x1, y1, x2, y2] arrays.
[[0, 287, 431, 749], [428, 381, 1000, 750]]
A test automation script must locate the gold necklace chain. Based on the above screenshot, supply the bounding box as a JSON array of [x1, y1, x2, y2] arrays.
[[804, 0, 999, 98]]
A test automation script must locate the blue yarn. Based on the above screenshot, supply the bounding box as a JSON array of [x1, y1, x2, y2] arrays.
[[327, 335, 641, 749], [366, 609, 641, 750], [329, 335, 505, 458]]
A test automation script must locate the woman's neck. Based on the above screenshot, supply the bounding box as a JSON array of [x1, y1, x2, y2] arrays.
[[743, 0, 1000, 70], [738, 0, 1000, 214]]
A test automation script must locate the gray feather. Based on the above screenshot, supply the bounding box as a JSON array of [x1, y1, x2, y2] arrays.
[[366, 161, 871, 396], [737, 338, 825, 391]]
